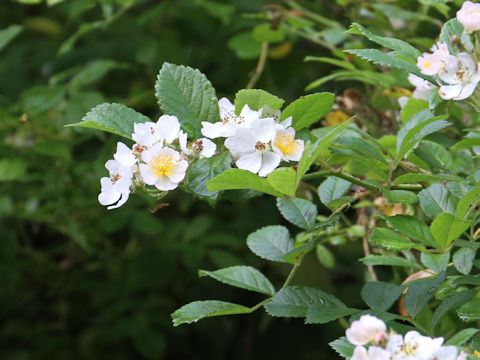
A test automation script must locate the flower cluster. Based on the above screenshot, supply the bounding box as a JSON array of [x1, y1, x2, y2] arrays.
[[407, 1, 480, 102], [201, 98, 304, 177], [98, 115, 215, 209], [346, 315, 465, 360]]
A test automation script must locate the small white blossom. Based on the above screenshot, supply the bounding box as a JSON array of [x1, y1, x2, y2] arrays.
[[351, 346, 391, 360], [113, 142, 136, 166], [386, 331, 444, 360], [179, 130, 216, 158], [132, 122, 162, 147], [438, 52, 480, 100], [201, 97, 260, 139], [98, 159, 133, 210], [457, 1, 480, 33], [272, 125, 304, 162], [156, 115, 181, 144], [409, 74, 437, 101], [346, 315, 388, 346], [139, 143, 188, 191], [224, 117, 281, 177], [417, 43, 450, 76]]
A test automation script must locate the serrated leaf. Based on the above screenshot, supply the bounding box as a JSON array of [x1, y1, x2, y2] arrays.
[[247, 225, 294, 263], [456, 183, 480, 220], [264, 286, 345, 318], [267, 167, 297, 196], [318, 176, 351, 208], [187, 152, 232, 203], [333, 137, 388, 167], [439, 18, 463, 55], [418, 183, 456, 219], [348, 23, 421, 60], [361, 281, 405, 312], [0, 24, 23, 52], [421, 252, 450, 273], [401, 98, 429, 123], [329, 337, 355, 359], [234, 89, 284, 113], [432, 290, 476, 328], [453, 248, 476, 275], [155, 62, 219, 138], [305, 304, 359, 324], [369, 227, 418, 251], [430, 212, 470, 249], [276, 198, 317, 230], [404, 272, 446, 319], [457, 296, 480, 322], [384, 190, 418, 204], [171, 301, 250, 326], [68, 103, 150, 139], [199, 266, 275, 296], [380, 215, 436, 247], [206, 169, 285, 198], [360, 255, 422, 270], [281, 93, 334, 131], [393, 173, 461, 184], [445, 328, 479, 347]]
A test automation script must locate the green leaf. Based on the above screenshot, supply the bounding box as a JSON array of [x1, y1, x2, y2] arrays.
[[155, 62, 219, 138], [0, 24, 23, 52], [227, 31, 261, 59], [404, 272, 446, 319], [420, 252, 450, 273], [395, 116, 450, 166], [0, 158, 27, 181], [384, 190, 418, 204], [439, 18, 463, 55], [264, 286, 345, 318], [267, 167, 297, 197], [457, 296, 480, 322], [316, 244, 335, 269], [361, 281, 405, 312], [456, 183, 480, 220], [67, 103, 150, 139], [305, 304, 359, 324], [380, 215, 436, 247], [452, 137, 480, 151], [445, 328, 479, 347], [348, 23, 421, 60], [329, 337, 355, 359], [318, 176, 351, 208], [369, 227, 418, 251], [296, 119, 352, 185], [187, 152, 232, 203], [21, 85, 66, 116], [172, 301, 250, 326], [69, 60, 128, 89], [360, 255, 422, 270], [333, 137, 388, 167], [206, 169, 285, 198], [276, 198, 318, 230], [246, 225, 294, 263], [393, 173, 460, 184], [281, 93, 334, 131], [430, 212, 470, 249], [432, 290, 476, 328], [453, 248, 476, 275], [252, 23, 285, 43], [344, 49, 434, 83], [401, 99, 429, 123], [305, 56, 356, 70], [418, 183, 456, 219], [199, 266, 275, 296], [234, 89, 284, 113]]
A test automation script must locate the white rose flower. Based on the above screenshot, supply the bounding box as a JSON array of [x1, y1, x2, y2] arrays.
[[457, 1, 480, 33], [98, 159, 133, 210], [438, 52, 480, 100], [132, 121, 162, 147], [224, 117, 281, 177], [113, 142, 136, 167], [272, 125, 304, 162], [201, 97, 260, 139], [408, 74, 437, 101], [156, 115, 181, 144], [387, 331, 444, 360], [139, 143, 188, 191], [351, 346, 392, 360], [179, 130, 216, 158], [346, 315, 388, 346]]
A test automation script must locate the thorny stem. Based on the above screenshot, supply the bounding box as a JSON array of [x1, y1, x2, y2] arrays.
[[246, 42, 269, 89]]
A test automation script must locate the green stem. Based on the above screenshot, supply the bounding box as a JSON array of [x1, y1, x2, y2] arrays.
[[281, 262, 301, 289], [398, 315, 433, 336], [302, 170, 378, 191], [249, 297, 272, 312], [284, 0, 344, 29]]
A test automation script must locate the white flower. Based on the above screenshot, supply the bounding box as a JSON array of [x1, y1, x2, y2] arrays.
[[417, 43, 450, 76], [179, 130, 216, 158], [113, 142, 136, 166], [351, 346, 392, 360], [386, 331, 444, 360], [438, 52, 480, 100], [201, 97, 260, 138], [272, 125, 304, 161], [156, 115, 180, 144], [139, 143, 188, 191], [408, 74, 436, 101], [457, 1, 480, 33], [132, 122, 162, 147], [346, 315, 388, 346], [224, 117, 281, 177], [98, 159, 133, 210]]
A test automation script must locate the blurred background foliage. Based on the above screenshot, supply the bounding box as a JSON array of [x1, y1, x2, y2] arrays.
[[0, 0, 465, 358]]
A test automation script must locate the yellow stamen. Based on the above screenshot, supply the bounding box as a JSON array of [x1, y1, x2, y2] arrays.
[[423, 60, 432, 69], [274, 132, 300, 155], [150, 153, 176, 178]]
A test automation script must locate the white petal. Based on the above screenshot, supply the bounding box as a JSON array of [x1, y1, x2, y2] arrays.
[[141, 143, 164, 163], [132, 122, 160, 146], [279, 116, 292, 128], [251, 118, 276, 143], [98, 181, 121, 206], [433, 346, 458, 360], [199, 138, 216, 158], [225, 128, 257, 153], [351, 346, 368, 360], [168, 160, 188, 183], [178, 130, 190, 154], [236, 152, 262, 174], [201, 121, 224, 139], [157, 115, 180, 143], [107, 192, 129, 210], [105, 159, 120, 173], [218, 97, 235, 119], [258, 151, 281, 177], [439, 84, 463, 100], [154, 176, 178, 191], [114, 142, 136, 166], [456, 82, 477, 100], [438, 55, 460, 84], [286, 140, 304, 161], [139, 163, 157, 185]]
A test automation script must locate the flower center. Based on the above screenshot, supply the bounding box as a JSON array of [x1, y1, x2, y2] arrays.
[[150, 153, 176, 178], [423, 60, 432, 69], [192, 140, 204, 152], [222, 111, 244, 125], [400, 342, 418, 356], [255, 141, 266, 150], [273, 133, 299, 155], [111, 174, 121, 183]]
